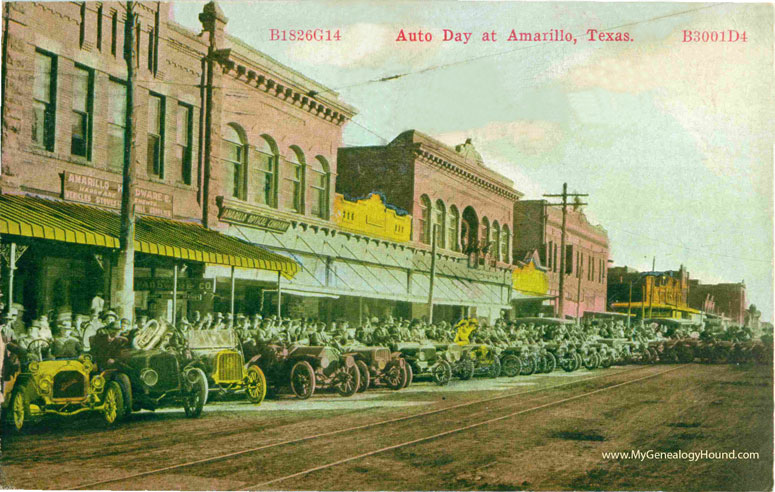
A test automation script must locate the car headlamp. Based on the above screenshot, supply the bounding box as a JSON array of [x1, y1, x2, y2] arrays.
[[29, 361, 40, 373], [140, 368, 159, 387], [38, 376, 52, 394], [90, 375, 106, 392]]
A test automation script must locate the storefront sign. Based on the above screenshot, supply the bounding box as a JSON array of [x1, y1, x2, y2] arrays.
[[135, 277, 215, 293], [63, 171, 173, 218], [219, 206, 291, 233]]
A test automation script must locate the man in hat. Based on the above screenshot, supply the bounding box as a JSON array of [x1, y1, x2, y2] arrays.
[[90, 318, 129, 369], [52, 320, 83, 358]]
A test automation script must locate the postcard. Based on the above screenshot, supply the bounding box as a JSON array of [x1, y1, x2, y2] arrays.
[[0, 1, 772, 491]]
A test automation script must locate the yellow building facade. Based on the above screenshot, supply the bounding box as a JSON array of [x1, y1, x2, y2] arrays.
[[333, 193, 412, 242]]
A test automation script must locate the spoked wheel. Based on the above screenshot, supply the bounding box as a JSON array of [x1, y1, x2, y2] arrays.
[[334, 364, 361, 397], [561, 356, 576, 372], [290, 361, 316, 399], [520, 355, 536, 375], [245, 365, 268, 404], [535, 354, 546, 374], [501, 355, 522, 377], [355, 360, 370, 393], [583, 353, 600, 370], [385, 363, 404, 390], [9, 388, 30, 432], [600, 352, 613, 369], [543, 352, 557, 373], [401, 360, 413, 389], [487, 356, 501, 378], [183, 368, 208, 418], [102, 381, 126, 426], [432, 360, 452, 386], [457, 358, 475, 380]]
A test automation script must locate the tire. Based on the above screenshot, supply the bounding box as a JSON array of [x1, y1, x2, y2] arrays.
[[583, 353, 600, 370], [384, 363, 404, 390], [245, 365, 267, 404], [334, 364, 360, 397], [543, 352, 557, 373], [561, 355, 576, 372], [290, 360, 316, 399], [501, 355, 522, 378], [183, 368, 208, 418], [535, 354, 546, 374], [574, 353, 583, 370], [8, 388, 30, 432], [433, 360, 452, 386], [355, 360, 370, 393], [488, 356, 501, 378], [457, 358, 475, 380], [402, 360, 414, 389], [520, 355, 536, 375], [102, 381, 126, 426], [600, 353, 613, 369]]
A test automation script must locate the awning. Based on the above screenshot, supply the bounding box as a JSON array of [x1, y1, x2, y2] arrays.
[[0, 194, 299, 279]]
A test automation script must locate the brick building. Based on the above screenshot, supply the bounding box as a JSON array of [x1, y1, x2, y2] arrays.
[[0, 1, 518, 325], [513, 200, 609, 319], [688, 281, 747, 325], [608, 265, 700, 320], [338, 131, 522, 321]]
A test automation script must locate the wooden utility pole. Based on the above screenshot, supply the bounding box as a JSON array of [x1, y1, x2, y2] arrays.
[[544, 183, 587, 319], [648, 256, 655, 318], [427, 224, 439, 324], [117, 1, 137, 323]]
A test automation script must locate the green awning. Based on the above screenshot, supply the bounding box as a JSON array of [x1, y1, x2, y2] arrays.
[[0, 194, 299, 279]]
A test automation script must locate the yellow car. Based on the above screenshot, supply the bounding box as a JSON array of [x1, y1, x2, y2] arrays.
[[3, 353, 124, 432]]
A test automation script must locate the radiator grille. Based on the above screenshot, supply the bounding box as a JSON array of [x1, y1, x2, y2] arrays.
[[216, 351, 243, 383], [53, 371, 86, 399]]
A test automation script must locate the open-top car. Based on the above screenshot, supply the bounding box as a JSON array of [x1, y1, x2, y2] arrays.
[[187, 329, 267, 404], [342, 344, 409, 392], [462, 343, 502, 378], [395, 341, 452, 385], [2, 349, 123, 432], [249, 343, 361, 399]]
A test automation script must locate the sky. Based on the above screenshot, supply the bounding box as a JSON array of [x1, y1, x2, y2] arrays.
[[172, 1, 774, 321]]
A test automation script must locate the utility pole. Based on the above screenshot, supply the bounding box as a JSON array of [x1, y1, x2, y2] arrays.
[[427, 224, 439, 324], [576, 260, 583, 324], [544, 183, 587, 320], [648, 256, 655, 318], [117, 1, 137, 324]]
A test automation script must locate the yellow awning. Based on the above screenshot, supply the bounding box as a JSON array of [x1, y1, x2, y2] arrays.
[[0, 194, 299, 279]]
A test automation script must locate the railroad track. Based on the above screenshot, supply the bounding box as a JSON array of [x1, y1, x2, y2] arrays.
[[65, 365, 680, 490]]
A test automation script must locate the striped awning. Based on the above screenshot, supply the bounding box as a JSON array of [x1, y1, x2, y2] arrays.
[[0, 194, 299, 279]]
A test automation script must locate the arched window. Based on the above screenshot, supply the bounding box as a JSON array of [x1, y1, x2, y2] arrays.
[[222, 124, 247, 200], [254, 135, 278, 207], [310, 156, 330, 219], [492, 221, 501, 260], [434, 199, 446, 248], [501, 225, 510, 263], [282, 146, 305, 212], [481, 217, 490, 253], [418, 195, 431, 244], [448, 206, 460, 252]]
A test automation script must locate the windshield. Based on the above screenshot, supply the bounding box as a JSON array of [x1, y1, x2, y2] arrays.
[[188, 330, 239, 350]]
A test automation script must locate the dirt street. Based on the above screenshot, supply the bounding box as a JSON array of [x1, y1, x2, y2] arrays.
[[1, 363, 772, 491]]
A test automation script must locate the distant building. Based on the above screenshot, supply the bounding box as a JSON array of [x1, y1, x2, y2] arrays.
[[608, 265, 701, 321], [513, 200, 609, 319], [688, 281, 747, 325]]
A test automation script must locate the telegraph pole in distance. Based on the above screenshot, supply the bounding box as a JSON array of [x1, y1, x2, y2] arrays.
[[427, 223, 438, 324], [544, 183, 587, 319], [117, 1, 137, 323]]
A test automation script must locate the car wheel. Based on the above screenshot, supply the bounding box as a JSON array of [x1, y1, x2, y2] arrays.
[[9, 388, 29, 432], [402, 361, 414, 388], [334, 364, 360, 397], [543, 352, 557, 373], [290, 361, 316, 399], [520, 355, 536, 375], [384, 363, 404, 390], [488, 356, 501, 378], [355, 360, 370, 393], [103, 381, 126, 426], [458, 358, 475, 380], [245, 365, 267, 404], [433, 360, 452, 386], [501, 355, 521, 377], [183, 368, 208, 418]]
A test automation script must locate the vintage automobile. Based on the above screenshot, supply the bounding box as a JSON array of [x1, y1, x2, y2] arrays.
[[464, 343, 502, 378], [96, 322, 210, 419], [495, 347, 524, 378], [435, 342, 474, 380], [342, 344, 409, 392], [187, 329, 267, 404], [395, 341, 452, 385], [249, 343, 361, 399], [545, 340, 581, 372], [2, 346, 123, 432]]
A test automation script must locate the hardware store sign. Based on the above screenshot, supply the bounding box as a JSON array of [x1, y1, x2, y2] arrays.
[[63, 171, 173, 218]]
